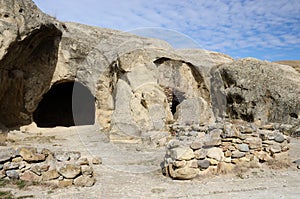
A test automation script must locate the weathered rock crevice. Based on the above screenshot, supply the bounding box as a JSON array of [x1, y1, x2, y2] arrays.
[[154, 57, 210, 103]]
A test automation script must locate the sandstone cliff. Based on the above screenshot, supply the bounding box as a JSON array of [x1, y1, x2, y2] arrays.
[[0, 0, 299, 138]]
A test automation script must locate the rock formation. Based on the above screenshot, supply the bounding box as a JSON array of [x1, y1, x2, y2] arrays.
[[215, 58, 300, 125], [0, 0, 299, 142], [0, 0, 62, 127], [1, 0, 300, 187]]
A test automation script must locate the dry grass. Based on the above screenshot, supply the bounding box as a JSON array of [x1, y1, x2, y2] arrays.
[[275, 60, 300, 73], [0, 132, 7, 145], [0, 190, 14, 199], [266, 159, 291, 170]]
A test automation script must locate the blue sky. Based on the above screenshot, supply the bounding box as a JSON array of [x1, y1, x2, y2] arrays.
[[33, 0, 300, 61]]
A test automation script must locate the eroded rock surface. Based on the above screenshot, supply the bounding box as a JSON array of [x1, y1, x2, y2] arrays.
[[0, 0, 62, 127], [216, 58, 300, 125], [0, 0, 299, 141]]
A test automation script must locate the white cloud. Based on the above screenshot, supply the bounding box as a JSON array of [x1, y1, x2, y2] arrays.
[[33, 0, 300, 60]]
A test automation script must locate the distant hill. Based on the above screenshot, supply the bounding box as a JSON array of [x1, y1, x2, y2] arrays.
[[275, 60, 300, 73]]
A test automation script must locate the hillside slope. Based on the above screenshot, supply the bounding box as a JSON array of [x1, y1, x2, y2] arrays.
[[275, 60, 300, 73]]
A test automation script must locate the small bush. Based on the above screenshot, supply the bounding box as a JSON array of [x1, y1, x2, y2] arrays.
[[16, 180, 27, 189]]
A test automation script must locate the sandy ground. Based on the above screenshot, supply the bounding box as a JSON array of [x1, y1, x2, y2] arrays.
[[1, 125, 300, 199]]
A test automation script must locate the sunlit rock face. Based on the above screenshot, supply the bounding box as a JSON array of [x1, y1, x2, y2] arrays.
[[0, 0, 299, 140]]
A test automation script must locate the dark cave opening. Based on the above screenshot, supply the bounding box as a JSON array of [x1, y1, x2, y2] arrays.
[[171, 92, 181, 115], [172, 89, 186, 115], [33, 81, 95, 127], [290, 113, 298, 119]]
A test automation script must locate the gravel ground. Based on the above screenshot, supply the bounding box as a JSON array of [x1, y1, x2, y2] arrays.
[[2, 125, 300, 199]]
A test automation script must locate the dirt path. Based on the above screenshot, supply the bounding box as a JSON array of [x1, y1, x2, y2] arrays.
[[2, 125, 300, 199]]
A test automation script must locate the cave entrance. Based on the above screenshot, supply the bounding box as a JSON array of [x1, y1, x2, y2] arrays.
[[171, 92, 181, 115], [163, 87, 185, 115], [33, 81, 95, 127], [171, 89, 185, 115]]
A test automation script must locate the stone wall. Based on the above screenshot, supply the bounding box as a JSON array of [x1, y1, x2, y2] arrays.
[[163, 121, 290, 180], [0, 147, 101, 187]]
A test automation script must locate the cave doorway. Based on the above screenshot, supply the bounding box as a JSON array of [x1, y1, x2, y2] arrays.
[[163, 87, 185, 115], [33, 81, 95, 127], [171, 89, 185, 115], [171, 92, 180, 115]]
